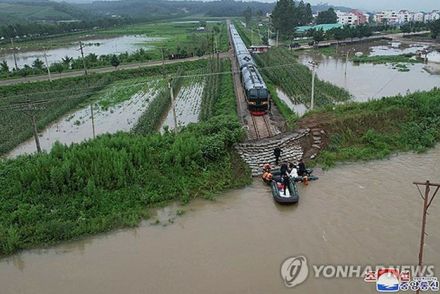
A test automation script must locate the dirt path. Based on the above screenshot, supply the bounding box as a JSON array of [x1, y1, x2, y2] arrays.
[[0, 53, 227, 86]]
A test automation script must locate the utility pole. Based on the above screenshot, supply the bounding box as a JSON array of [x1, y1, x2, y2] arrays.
[[309, 61, 318, 110], [161, 47, 166, 78], [90, 104, 96, 139], [168, 79, 178, 133], [267, 27, 270, 46], [413, 180, 439, 294], [276, 30, 279, 47], [10, 38, 18, 70], [9, 99, 48, 153], [43, 48, 52, 82], [79, 41, 88, 76]]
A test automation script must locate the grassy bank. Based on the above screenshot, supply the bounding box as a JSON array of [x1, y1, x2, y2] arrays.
[[352, 54, 421, 64], [0, 59, 207, 156], [255, 48, 351, 106], [302, 89, 440, 168]]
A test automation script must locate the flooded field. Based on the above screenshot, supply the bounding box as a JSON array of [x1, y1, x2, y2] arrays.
[[298, 41, 440, 101], [0, 35, 163, 69], [7, 80, 161, 157], [276, 88, 308, 116], [1, 145, 439, 293], [161, 81, 204, 131]]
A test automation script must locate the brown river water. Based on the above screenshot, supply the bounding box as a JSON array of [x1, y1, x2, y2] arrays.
[[1, 147, 440, 293]]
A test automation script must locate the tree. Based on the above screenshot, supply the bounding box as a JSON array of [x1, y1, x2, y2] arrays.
[[429, 19, 440, 39], [61, 56, 72, 69], [243, 6, 252, 26], [271, 0, 296, 38], [312, 28, 325, 43], [304, 3, 313, 25], [316, 8, 337, 24], [0, 60, 9, 73], [32, 58, 45, 70], [110, 54, 120, 69]]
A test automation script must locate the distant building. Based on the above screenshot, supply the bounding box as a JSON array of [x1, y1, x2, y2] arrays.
[[398, 10, 411, 24], [425, 10, 440, 22], [296, 23, 343, 34], [374, 11, 399, 25], [412, 12, 425, 22], [352, 10, 368, 24], [337, 10, 358, 25]]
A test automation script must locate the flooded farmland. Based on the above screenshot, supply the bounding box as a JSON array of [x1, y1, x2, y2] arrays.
[[0, 35, 163, 69], [7, 81, 161, 157], [1, 145, 439, 294], [298, 41, 440, 101], [161, 81, 204, 131]]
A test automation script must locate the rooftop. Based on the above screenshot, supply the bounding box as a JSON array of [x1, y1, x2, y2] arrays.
[[296, 23, 343, 33]]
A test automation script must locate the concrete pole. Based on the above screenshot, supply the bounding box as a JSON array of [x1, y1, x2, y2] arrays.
[[10, 38, 18, 70], [79, 41, 88, 76], [31, 114, 42, 153], [169, 80, 178, 132], [90, 104, 96, 139], [43, 49, 52, 82], [311, 65, 316, 110]]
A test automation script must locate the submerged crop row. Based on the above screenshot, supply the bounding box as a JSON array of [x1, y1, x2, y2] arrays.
[[254, 48, 351, 106]]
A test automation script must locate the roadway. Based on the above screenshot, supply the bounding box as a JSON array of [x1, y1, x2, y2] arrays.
[[0, 53, 228, 86]]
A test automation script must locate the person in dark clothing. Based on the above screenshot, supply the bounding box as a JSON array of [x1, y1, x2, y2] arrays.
[[274, 147, 282, 165], [282, 174, 290, 196], [280, 162, 289, 176], [297, 159, 307, 177]]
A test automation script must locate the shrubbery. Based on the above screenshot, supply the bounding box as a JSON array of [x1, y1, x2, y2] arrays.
[[0, 116, 248, 255]]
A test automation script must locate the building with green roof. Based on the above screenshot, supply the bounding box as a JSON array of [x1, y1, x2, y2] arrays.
[[296, 23, 343, 33]]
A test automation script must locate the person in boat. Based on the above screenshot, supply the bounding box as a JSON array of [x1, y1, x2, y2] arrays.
[[263, 163, 271, 173], [289, 163, 298, 180], [280, 162, 289, 176], [262, 171, 273, 184], [282, 174, 290, 196], [273, 147, 282, 165], [297, 159, 307, 177]]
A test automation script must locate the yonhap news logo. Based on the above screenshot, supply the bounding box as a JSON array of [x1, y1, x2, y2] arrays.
[[280, 256, 309, 288], [279, 255, 437, 292]]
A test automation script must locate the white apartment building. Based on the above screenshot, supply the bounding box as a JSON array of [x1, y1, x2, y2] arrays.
[[336, 11, 359, 25], [424, 10, 440, 22], [398, 10, 411, 24], [412, 12, 425, 22], [374, 11, 399, 25]]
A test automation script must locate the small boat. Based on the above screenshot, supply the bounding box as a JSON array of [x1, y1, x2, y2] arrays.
[[270, 179, 299, 204], [265, 168, 319, 205]]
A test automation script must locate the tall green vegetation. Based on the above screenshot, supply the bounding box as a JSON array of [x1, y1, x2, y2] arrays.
[[316, 8, 337, 24], [0, 117, 249, 255], [309, 89, 440, 167], [254, 48, 350, 106], [133, 69, 183, 134], [429, 19, 440, 39], [271, 0, 313, 38], [199, 59, 223, 121]]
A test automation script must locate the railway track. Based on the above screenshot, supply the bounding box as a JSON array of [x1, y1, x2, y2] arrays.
[[227, 19, 276, 141]]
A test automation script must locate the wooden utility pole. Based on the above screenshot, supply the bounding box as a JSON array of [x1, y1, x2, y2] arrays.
[[90, 104, 96, 139], [43, 48, 52, 82], [10, 38, 18, 70], [168, 79, 178, 133], [79, 41, 88, 76], [413, 180, 439, 293]]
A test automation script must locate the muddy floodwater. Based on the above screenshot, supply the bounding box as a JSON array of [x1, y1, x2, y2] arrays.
[[0, 35, 163, 69], [298, 42, 440, 101], [1, 146, 440, 293]]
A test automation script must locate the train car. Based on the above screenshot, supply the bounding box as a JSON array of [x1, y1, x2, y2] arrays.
[[230, 24, 269, 116]]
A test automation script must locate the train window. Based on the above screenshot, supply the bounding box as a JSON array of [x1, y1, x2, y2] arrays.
[[249, 89, 257, 99], [258, 89, 268, 99]]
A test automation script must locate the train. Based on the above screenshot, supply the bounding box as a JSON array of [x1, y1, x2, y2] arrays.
[[229, 24, 269, 116]]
